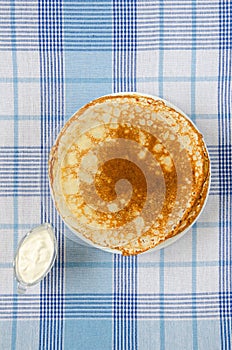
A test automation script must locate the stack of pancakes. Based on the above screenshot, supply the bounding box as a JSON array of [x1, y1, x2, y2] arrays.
[[49, 94, 210, 255]]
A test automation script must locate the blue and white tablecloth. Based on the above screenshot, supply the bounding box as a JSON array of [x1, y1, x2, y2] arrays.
[[0, 1, 231, 349]]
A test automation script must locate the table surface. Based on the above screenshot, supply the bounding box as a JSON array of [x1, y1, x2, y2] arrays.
[[0, 1, 231, 349]]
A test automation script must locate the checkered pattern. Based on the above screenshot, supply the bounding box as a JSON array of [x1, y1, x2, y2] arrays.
[[0, 0, 231, 349]]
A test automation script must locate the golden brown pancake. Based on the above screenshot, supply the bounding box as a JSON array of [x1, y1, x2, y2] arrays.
[[49, 94, 210, 255]]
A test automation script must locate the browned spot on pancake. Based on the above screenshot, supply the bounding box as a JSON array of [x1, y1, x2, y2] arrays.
[[93, 158, 147, 228]]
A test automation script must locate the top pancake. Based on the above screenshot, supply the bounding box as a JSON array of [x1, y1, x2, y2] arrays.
[[49, 94, 210, 255]]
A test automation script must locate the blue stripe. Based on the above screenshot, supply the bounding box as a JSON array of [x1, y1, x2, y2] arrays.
[[134, 255, 138, 350], [59, 7, 65, 335], [1, 301, 223, 311], [0, 314, 225, 321], [113, 0, 117, 92], [0, 16, 220, 23], [0, 0, 215, 6], [113, 255, 116, 349], [38, 0, 45, 348], [64, 260, 226, 269], [191, 3, 197, 123], [191, 3, 198, 348], [112, 1, 138, 348], [123, 0, 127, 92], [0, 300, 223, 311], [159, 1, 165, 349], [0, 28, 221, 37], [10, 0, 19, 348], [0, 146, 48, 150], [120, 0, 124, 92], [158, 0, 164, 98], [0, 46, 225, 52], [0, 291, 229, 298], [128, 256, 131, 350], [192, 226, 198, 350], [117, 256, 120, 349], [55, 29, 221, 36], [133, 2, 137, 349], [0, 24, 221, 31], [133, 0, 137, 93], [0, 2, 220, 9], [56, 1, 65, 347], [49, 0, 55, 323], [120, 257, 123, 350], [159, 249, 165, 350], [131, 256, 134, 350], [123, 257, 126, 350], [1, 256, 223, 269], [218, 1, 232, 349], [117, 255, 120, 350], [0, 305, 222, 312], [0, 11, 220, 20]]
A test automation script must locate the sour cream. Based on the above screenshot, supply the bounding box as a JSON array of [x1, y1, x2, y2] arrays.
[[14, 224, 57, 287]]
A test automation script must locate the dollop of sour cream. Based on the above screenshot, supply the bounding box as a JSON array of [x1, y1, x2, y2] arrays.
[[15, 225, 56, 285]]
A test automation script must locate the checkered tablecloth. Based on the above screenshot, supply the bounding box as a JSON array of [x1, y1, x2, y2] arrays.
[[0, 1, 231, 349]]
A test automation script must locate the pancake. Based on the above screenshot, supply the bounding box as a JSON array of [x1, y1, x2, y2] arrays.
[[49, 94, 210, 255]]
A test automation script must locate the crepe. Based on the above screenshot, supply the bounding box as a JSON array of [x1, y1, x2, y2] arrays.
[[49, 94, 210, 255]]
